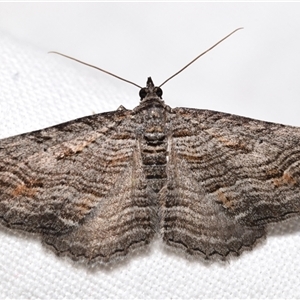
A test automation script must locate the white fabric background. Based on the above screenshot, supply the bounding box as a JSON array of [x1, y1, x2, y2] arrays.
[[1, 3, 300, 299]]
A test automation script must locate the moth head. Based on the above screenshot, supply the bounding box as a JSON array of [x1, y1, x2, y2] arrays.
[[139, 77, 163, 101]]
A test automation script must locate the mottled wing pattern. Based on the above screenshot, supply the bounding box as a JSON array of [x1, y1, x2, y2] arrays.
[[161, 108, 300, 259], [0, 109, 155, 263]]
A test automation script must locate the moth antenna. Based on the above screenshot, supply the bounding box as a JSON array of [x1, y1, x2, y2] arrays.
[[48, 51, 142, 89], [159, 27, 243, 88]]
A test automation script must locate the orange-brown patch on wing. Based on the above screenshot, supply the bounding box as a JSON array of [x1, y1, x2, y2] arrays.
[[74, 198, 93, 216], [215, 190, 235, 210], [216, 136, 248, 151], [106, 155, 129, 167], [273, 172, 297, 187], [56, 137, 98, 159], [207, 129, 249, 152], [56, 146, 75, 159], [146, 126, 164, 133], [173, 129, 192, 137], [113, 132, 132, 139], [11, 184, 37, 198], [179, 153, 205, 163]]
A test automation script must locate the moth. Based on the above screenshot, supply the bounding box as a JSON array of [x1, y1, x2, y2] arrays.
[[1, 28, 299, 265]]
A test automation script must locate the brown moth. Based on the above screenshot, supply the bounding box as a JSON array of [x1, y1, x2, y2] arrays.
[[1, 28, 299, 265]]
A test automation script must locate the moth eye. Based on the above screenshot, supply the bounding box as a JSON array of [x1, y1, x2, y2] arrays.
[[139, 88, 148, 99], [155, 87, 163, 98]]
